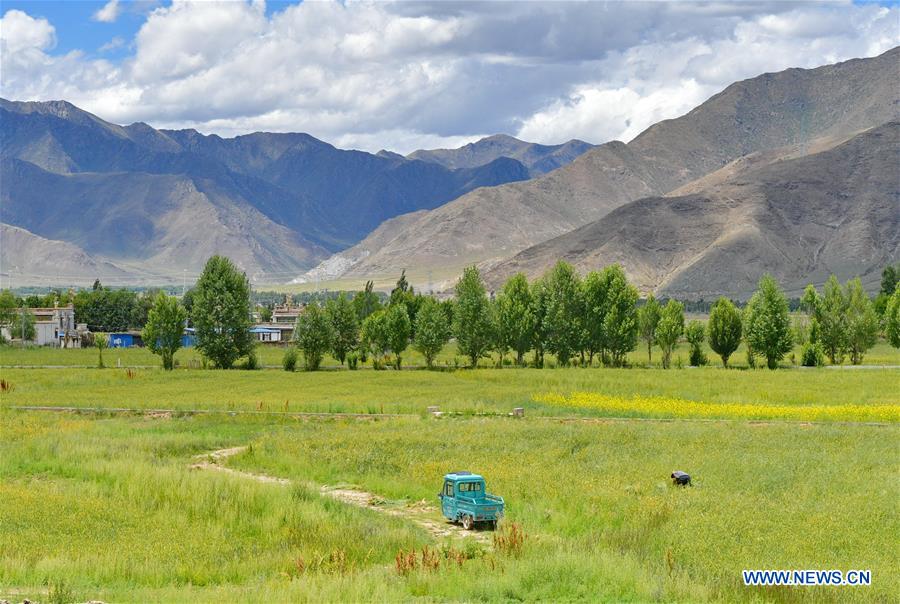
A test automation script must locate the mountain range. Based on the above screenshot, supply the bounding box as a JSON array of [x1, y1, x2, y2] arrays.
[[485, 122, 899, 297], [0, 99, 592, 284], [2, 47, 898, 297], [314, 47, 899, 292]]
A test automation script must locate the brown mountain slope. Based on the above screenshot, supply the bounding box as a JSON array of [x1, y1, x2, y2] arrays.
[[484, 122, 900, 298], [328, 47, 899, 285], [0, 159, 328, 281], [0, 223, 136, 286]]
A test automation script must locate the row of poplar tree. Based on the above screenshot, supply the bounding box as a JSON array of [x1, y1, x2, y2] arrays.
[[291, 261, 899, 371], [138, 255, 899, 371]]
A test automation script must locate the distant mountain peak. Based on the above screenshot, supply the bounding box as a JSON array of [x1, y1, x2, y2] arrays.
[[406, 133, 594, 174]]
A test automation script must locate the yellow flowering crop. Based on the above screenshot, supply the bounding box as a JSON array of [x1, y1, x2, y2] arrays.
[[534, 392, 900, 423]]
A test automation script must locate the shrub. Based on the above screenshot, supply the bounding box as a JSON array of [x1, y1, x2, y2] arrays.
[[346, 351, 359, 370], [801, 342, 825, 367], [685, 320, 707, 366], [243, 349, 259, 370], [282, 347, 298, 372]]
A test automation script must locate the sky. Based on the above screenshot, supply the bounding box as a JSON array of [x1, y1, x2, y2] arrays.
[[1, 1, 897, 154]]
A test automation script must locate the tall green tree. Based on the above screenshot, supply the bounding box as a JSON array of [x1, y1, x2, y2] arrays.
[[414, 297, 451, 369], [389, 270, 423, 334], [542, 261, 583, 367], [885, 288, 900, 348], [453, 266, 494, 368], [744, 275, 793, 370], [819, 276, 849, 364], [142, 294, 187, 370], [637, 294, 661, 365], [294, 303, 332, 371], [655, 300, 684, 369], [73, 288, 143, 332], [530, 277, 549, 368], [875, 264, 900, 316], [325, 293, 359, 365], [707, 297, 742, 368], [385, 302, 411, 369], [390, 270, 411, 303], [192, 256, 254, 369], [353, 280, 382, 321], [361, 309, 391, 367], [881, 264, 898, 296], [490, 297, 508, 365], [496, 273, 535, 366], [844, 278, 878, 365], [600, 265, 638, 367], [581, 270, 610, 365]]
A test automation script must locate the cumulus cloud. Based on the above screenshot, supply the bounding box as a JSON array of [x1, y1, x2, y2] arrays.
[[0, 9, 56, 53], [93, 0, 121, 23], [1, 1, 898, 153]]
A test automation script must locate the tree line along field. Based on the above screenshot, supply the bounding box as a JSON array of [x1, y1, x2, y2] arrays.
[[1, 409, 897, 603], [2, 338, 898, 370], [3, 258, 898, 378]]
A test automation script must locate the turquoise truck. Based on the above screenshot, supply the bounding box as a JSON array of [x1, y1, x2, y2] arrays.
[[439, 471, 504, 530]]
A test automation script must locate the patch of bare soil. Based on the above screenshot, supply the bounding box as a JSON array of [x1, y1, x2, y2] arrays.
[[320, 486, 493, 544], [189, 446, 290, 485], [191, 447, 491, 543]]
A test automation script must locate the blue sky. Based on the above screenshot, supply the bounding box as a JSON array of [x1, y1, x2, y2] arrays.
[[0, 1, 304, 58], [1, 0, 145, 58], [1, 1, 897, 153]]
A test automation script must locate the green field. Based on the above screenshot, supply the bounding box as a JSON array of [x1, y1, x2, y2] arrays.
[[1, 345, 898, 602]]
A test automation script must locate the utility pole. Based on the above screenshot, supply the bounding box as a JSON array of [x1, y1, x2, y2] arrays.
[[182, 268, 186, 297]]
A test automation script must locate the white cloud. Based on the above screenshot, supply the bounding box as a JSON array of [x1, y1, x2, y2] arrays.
[[99, 36, 125, 52], [1, 1, 898, 153], [0, 9, 55, 53], [517, 5, 900, 145], [93, 0, 121, 24]]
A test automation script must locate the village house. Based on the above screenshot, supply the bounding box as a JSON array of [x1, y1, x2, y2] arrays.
[[252, 302, 305, 343], [31, 303, 80, 347]]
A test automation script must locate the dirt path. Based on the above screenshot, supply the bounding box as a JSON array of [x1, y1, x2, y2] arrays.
[[190, 446, 492, 544]]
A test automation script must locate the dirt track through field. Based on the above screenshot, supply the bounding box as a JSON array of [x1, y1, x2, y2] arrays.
[[191, 446, 492, 544], [8, 405, 893, 427]]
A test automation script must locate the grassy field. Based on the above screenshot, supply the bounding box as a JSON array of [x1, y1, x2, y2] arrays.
[[2, 340, 897, 369], [1, 411, 896, 602], [1, 344, 897, 602], [1, 365, 898, 418]]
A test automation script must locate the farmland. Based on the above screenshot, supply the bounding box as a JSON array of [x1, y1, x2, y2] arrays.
[[1, 346, 898, 602]]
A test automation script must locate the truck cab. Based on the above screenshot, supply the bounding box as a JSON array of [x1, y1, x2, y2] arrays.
[[439, 471, 504, 530]]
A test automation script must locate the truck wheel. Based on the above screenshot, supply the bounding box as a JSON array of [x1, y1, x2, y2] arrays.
[[462, 515, 474, 530]]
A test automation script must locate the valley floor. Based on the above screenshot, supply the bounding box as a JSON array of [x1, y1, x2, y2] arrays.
[[0, 353, 897, 602]]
